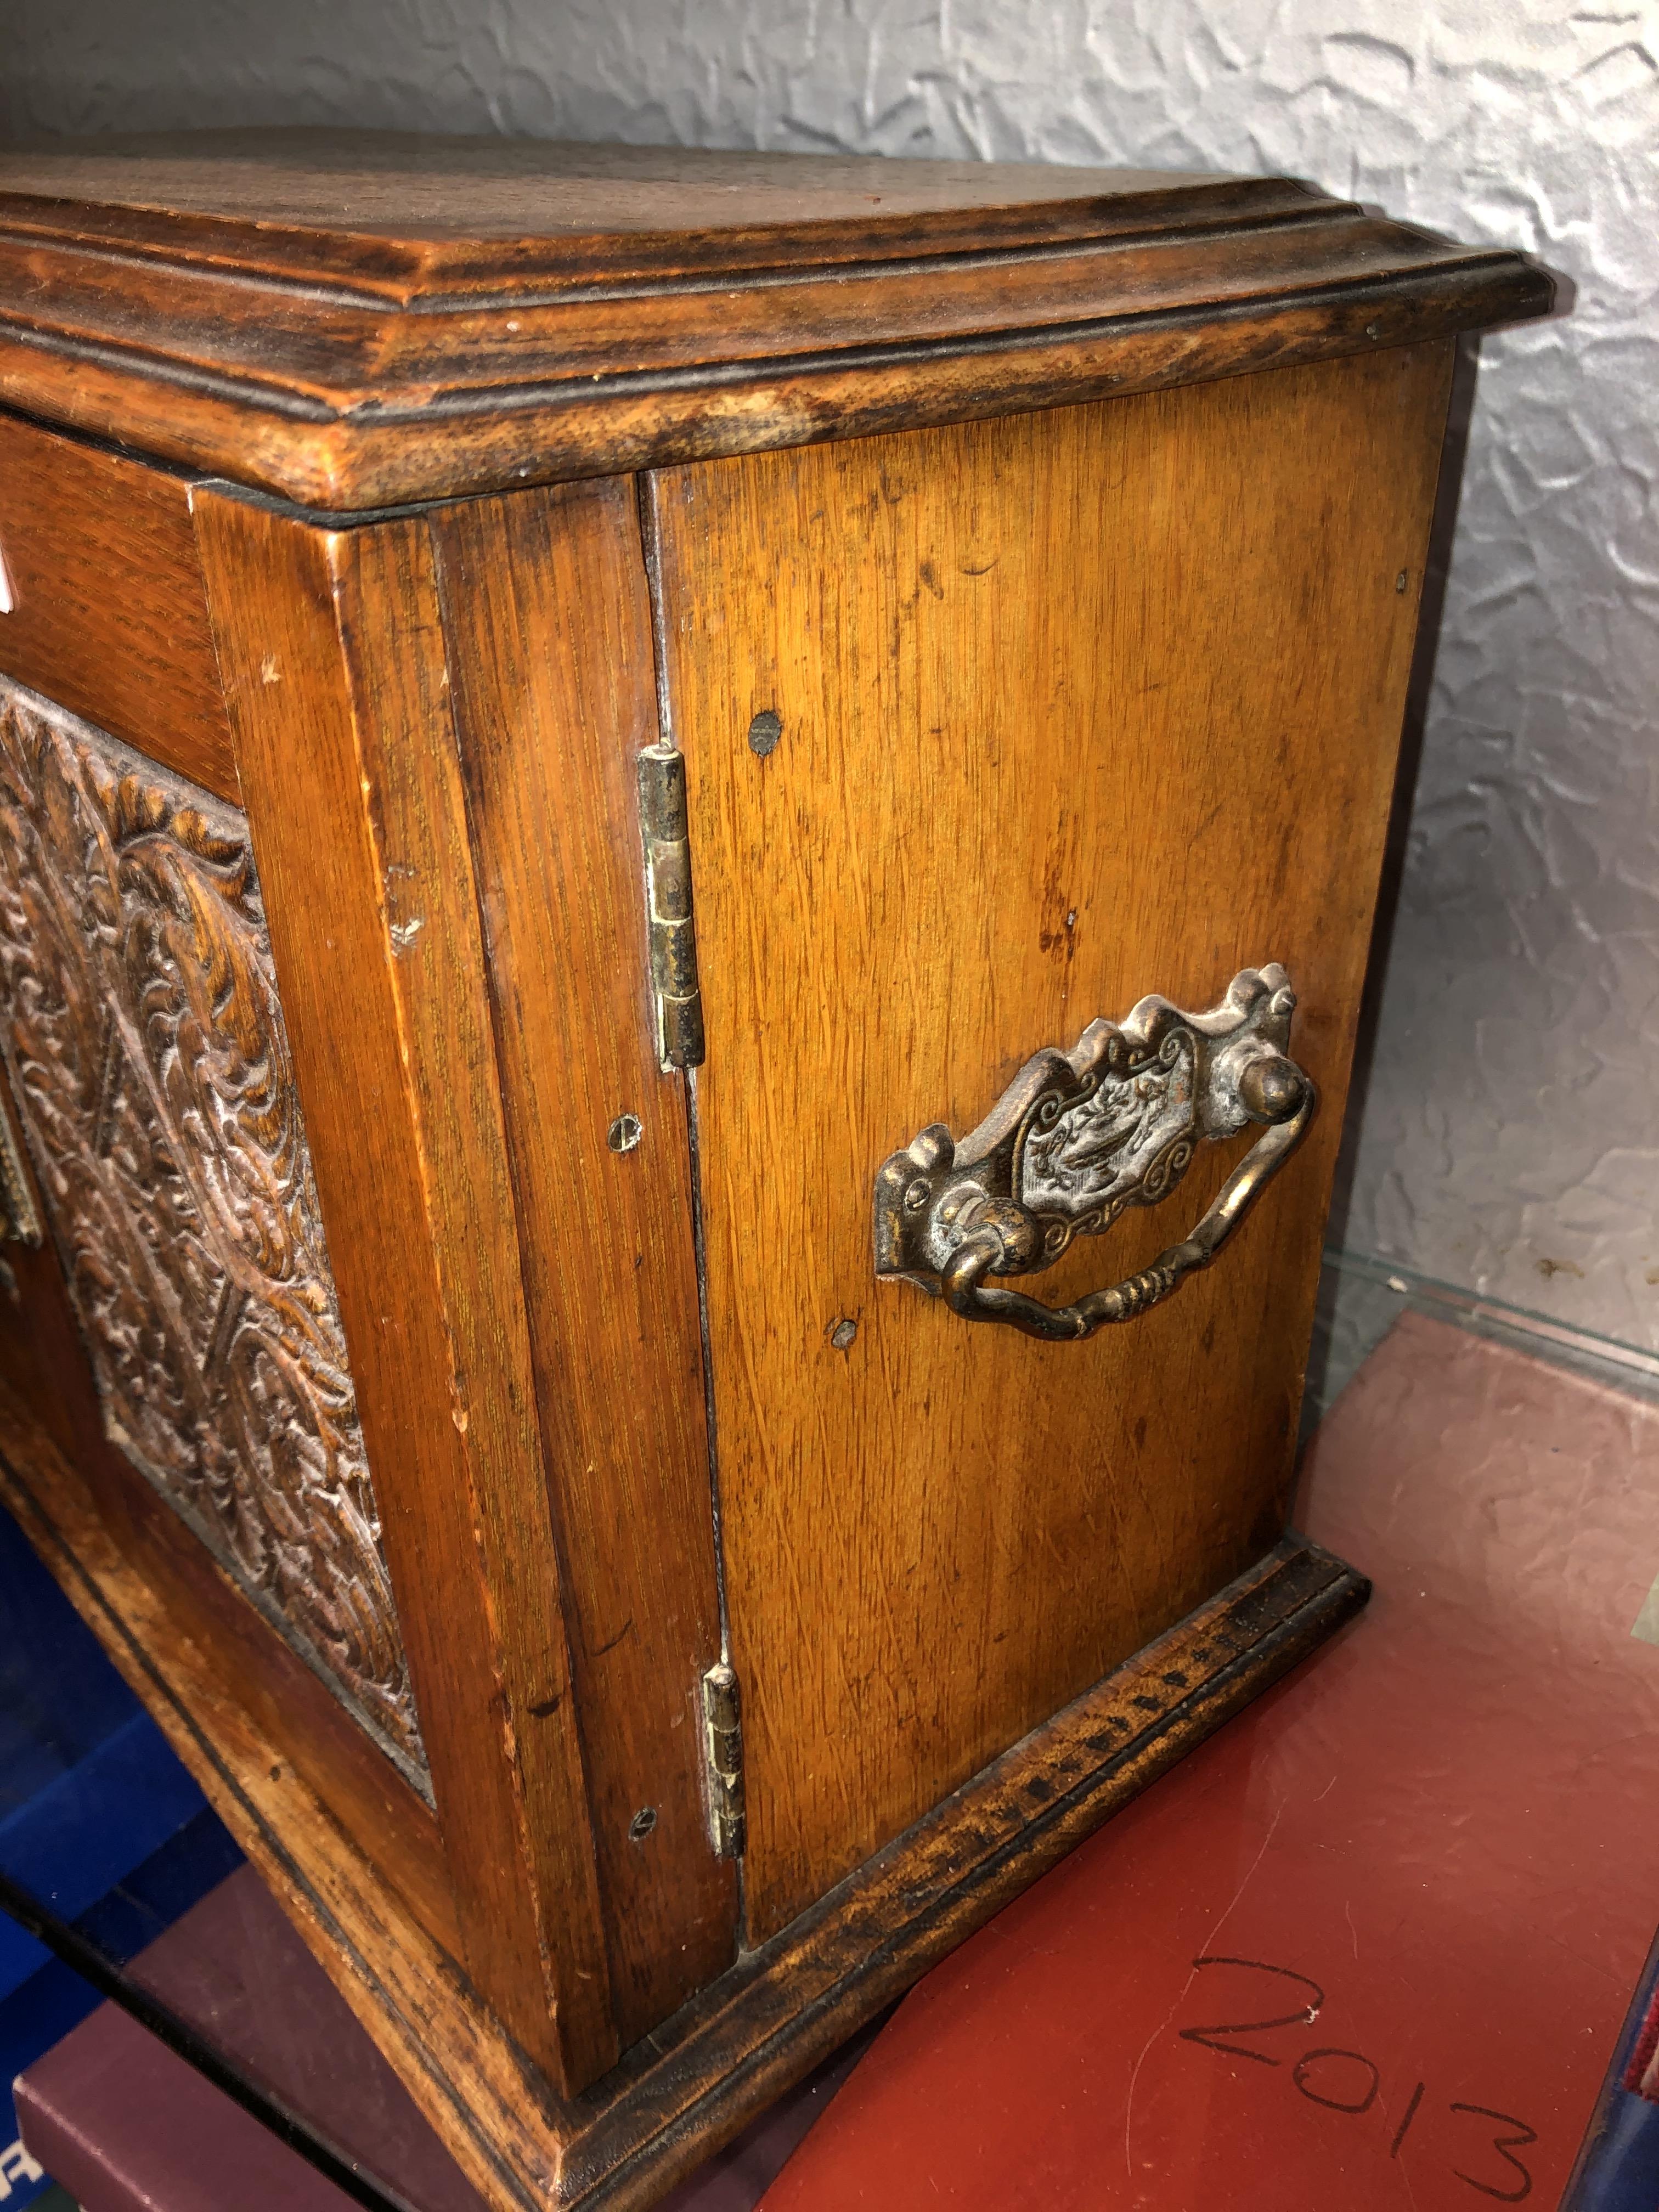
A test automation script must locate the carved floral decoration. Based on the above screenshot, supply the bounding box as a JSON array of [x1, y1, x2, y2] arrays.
[[0, 678, 426, 1785]]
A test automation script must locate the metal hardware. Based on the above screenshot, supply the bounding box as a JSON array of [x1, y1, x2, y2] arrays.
[[874, 965, 1315, 1341], [637, 744, 706, 1071], [0, 1087, 41, 1247], [747, 709, 782, 759], [606, 1112, 643, 1155], [701, 1661, 746, 1859]]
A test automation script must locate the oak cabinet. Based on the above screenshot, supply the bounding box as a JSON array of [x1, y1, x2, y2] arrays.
[[0, 135, 1550, 2210]]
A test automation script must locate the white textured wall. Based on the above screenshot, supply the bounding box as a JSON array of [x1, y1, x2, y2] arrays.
[[6, 0, 1657, 1347]]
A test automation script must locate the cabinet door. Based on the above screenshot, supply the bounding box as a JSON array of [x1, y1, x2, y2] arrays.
[[650, 342, 1453, 1942]]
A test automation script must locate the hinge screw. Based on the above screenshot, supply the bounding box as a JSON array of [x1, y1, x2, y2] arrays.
[[607, 1113, 643, 1154]]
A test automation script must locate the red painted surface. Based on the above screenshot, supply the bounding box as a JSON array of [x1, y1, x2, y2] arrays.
[[15, 1838, 879, 2211], [763, 1313, 1659, 2211]]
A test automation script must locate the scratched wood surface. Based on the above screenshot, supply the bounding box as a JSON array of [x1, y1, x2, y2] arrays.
[[650, 342, 1455, 1942], [0, 137, 1548, 508], [0, 409, 236, 799], [0, 679, 426, 1782], [195, 494, 619, 2095], [430, 480, 736, 2049]]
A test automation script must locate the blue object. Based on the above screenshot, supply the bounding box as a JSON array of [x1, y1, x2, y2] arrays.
[[1562, 1925, 1659, 2212], [0, 1495, 243, 2207]]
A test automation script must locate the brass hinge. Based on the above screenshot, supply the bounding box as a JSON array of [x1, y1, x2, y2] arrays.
[[637, 743, 706, 1071], [701, 1661, 746, 1859]]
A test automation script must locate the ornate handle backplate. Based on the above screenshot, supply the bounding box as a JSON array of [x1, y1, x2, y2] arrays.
[[873, 966, 1314, 1341]]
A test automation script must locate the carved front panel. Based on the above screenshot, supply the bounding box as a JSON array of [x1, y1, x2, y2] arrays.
[[0, 675, 427, 1787]]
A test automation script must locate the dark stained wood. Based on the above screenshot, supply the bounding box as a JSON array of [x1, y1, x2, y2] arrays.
[[0, 409, 235, 798], [0, 678, 425, 1782], [428, 481, 736, 2046], [0, 1377, 560, 2212], [0, 137, 1353, 272], [193, 490, 619, 2094], [0, 1074, 459, 1968], [0, 1052, 81, 1468], [650, 342, 1454, 1941], [0, 1348, 1367, 2212], [0, 133, 1551, 509]]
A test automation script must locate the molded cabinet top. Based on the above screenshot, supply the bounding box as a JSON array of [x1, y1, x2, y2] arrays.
[[0, 131, 1553, 510]]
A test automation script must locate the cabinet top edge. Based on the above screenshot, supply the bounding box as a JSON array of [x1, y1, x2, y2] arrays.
[[0, 132, 1339, 275], [0, 129, 1555, 510]]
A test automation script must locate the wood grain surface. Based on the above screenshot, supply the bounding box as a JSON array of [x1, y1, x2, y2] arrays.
[[428, 479, 736, 2048], [650, 342, 1455, 1941], [0, 410, 235, 797], [0, 1055, 458, 1966], [194, 492, 618, 2094], [0, 1375, 563, 2212], [0, 138, 1502, 2210], [0, 678, 425, 1781], [0, 1338, 1365, 2212], [0, 139, 1325, 269], [0, 134, 1549, 508]]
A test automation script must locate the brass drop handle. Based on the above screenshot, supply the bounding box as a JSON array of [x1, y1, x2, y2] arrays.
[[940, 1064, 1311, 1340], [874, 967, 1316, 1342]]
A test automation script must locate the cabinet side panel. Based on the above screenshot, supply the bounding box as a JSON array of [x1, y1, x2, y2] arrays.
[[652, 343, 1454, 1940], [430, 481, 736, 2047], [0, 676, 425, 1784], [0, 1052, 458, 1969], [194, 492, 619, 2093]]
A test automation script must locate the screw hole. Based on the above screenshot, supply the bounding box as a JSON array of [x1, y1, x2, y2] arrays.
[[830, 1318, 857, 1351], [607, 1113, 643, 1154], [1395, 569, 1409, 594], [628, 1807, 658, 1843], [748, 708, 783, 759]]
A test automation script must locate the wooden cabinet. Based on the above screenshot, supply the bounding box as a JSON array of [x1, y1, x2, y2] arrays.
[[0, 136, 1551, 2209]]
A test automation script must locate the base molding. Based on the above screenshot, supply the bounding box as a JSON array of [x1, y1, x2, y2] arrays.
[[567, 1533, 1367, 2208], [0, 1378, 1366, 2211]]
